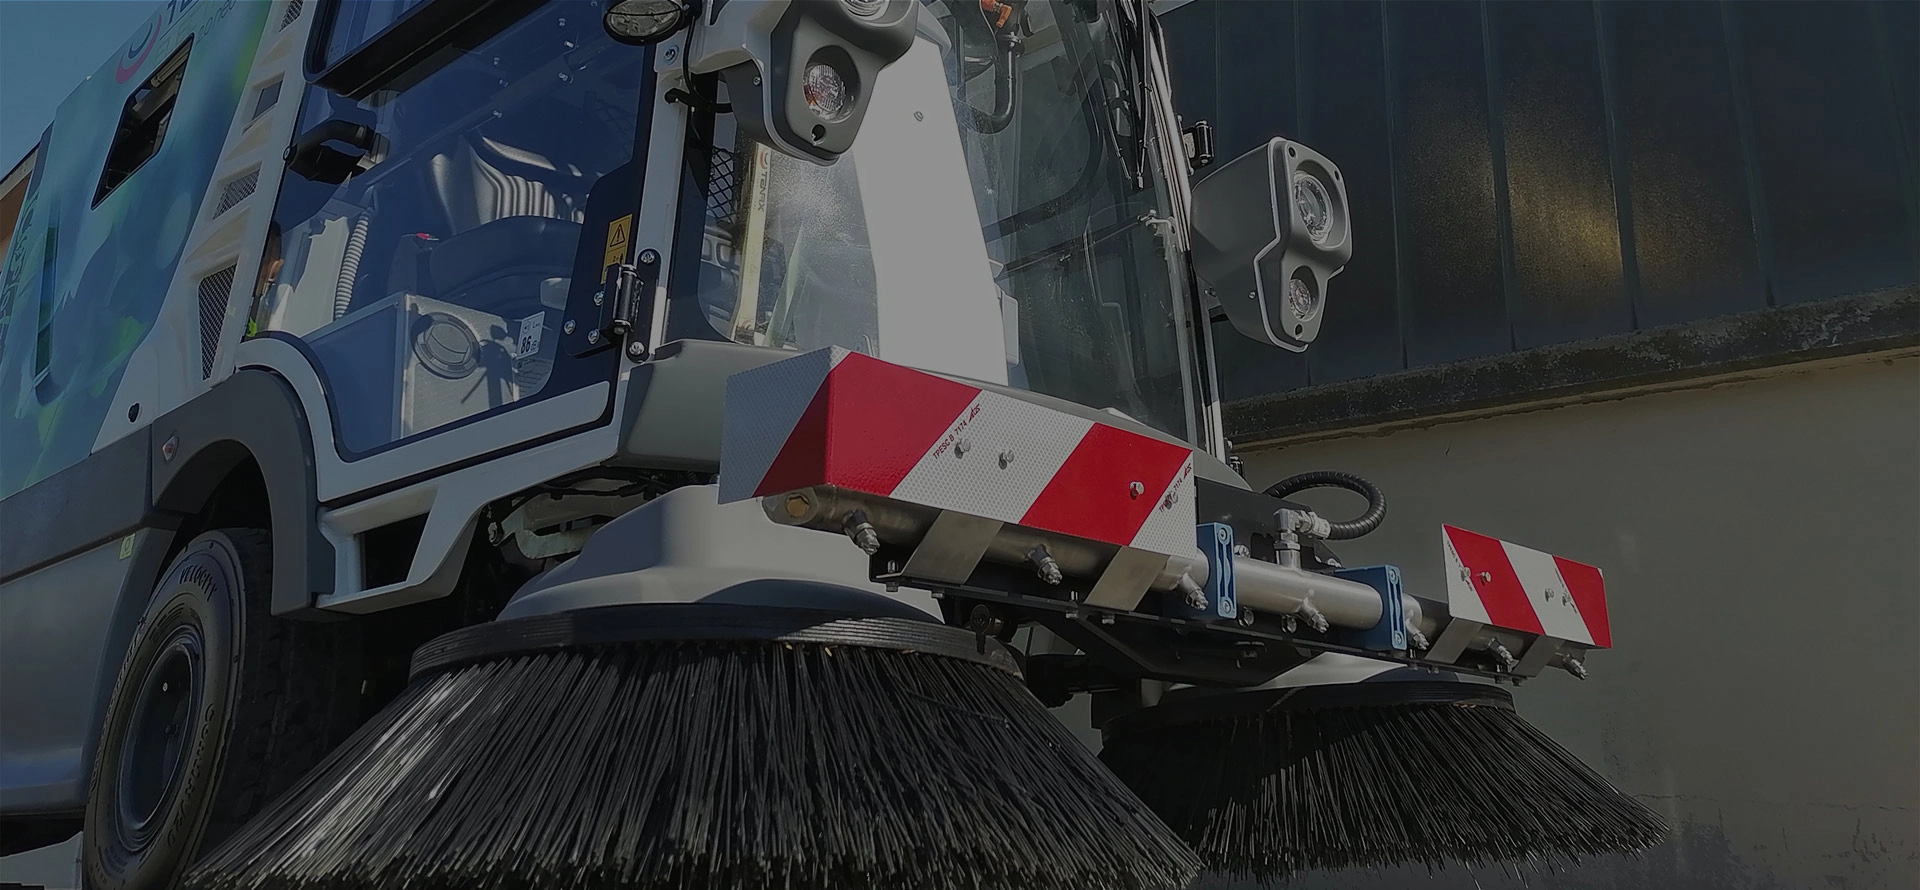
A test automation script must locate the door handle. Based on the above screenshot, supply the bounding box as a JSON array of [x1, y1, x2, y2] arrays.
[[284, 119, 384, 185]]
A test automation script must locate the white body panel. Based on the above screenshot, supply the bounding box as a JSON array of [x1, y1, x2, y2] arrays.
[[98, 0, 318, 451]]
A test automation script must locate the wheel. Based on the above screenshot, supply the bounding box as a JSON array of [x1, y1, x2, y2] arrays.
[[81, 530, 362, 890]]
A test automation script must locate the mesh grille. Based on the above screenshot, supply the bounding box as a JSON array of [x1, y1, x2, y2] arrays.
[[280, 0, 305, 29], [706, 146, 740, 230], [198, 265, 237, 378], [214, 170, 259, 216]]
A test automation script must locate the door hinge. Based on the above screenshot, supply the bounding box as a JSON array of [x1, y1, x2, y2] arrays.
[[568, 250, 658, 359], [1182, 119, 1215, 171]]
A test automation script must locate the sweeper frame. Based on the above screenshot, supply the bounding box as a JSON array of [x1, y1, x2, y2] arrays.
[[0, 0, 1660, 885]]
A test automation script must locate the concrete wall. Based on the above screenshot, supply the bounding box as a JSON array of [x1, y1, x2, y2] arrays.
[[0, 835, 75, 889], [1236, 353, 1919, 889]]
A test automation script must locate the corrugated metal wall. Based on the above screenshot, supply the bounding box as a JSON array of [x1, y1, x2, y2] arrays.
[[1162, 0, 1919, 401]]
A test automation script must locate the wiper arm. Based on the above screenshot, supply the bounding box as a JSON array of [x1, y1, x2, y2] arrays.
[[1113, 0, 1153, 190]]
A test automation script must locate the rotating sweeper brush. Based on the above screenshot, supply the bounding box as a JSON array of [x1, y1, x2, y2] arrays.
[[1099, 666, 1669, 880], [186, 599, 1199, 890], [1095, 476, 1669, 881]]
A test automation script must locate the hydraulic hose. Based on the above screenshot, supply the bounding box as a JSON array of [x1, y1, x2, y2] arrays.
[[970, 31, 1022, 134], [1265, 470, 1386, 541]]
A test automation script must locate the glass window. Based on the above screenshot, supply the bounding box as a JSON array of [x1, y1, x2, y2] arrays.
[[670, 0, 1200, 441], [251, 0, 646, 455], [320, 0, 434, 70]]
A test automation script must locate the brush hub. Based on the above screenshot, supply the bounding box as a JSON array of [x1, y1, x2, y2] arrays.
[[1101, 679, 1514, 740], [411, 602, 1021, 679]]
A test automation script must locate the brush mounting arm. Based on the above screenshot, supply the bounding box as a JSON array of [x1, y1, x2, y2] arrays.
[[717, 348, 1611, 688]]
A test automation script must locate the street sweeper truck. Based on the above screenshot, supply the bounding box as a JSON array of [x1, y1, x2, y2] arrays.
[[0, 0, 1666, 887]]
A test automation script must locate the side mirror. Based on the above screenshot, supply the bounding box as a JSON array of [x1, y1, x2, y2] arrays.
[[1189, 138, 1352, 352], [685, 0, 919, 164], [603, 0, 693, 45]]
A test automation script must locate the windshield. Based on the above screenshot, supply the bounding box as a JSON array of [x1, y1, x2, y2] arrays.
[[670, 0, 1200, 441]]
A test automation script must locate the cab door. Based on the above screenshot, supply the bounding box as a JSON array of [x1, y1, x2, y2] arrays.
[[245, 0, 649, 483]]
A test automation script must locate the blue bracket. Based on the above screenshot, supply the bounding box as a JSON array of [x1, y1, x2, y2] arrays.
[[1331, 565, 1406, 651], [1178, 523, 1238, 622]]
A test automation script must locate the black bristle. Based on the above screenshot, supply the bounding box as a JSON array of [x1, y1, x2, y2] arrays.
[[1099, 684, 1670, 881], [184, 640, 1200, 890]]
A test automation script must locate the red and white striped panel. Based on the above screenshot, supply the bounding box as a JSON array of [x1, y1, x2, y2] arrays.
[[720, 348, 1197, 557], [1441, 525, 1612, 648]]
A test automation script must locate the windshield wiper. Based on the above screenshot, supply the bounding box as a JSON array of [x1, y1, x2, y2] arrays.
[[1111, 0, 1153, 190]]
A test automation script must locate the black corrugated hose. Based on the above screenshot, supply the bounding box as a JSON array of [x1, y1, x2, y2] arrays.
[[1264, 471, 1386, 540]]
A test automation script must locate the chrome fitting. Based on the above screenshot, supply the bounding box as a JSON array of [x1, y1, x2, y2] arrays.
[[842, 510, 881, 555], [1027, 545, 1064, 585]]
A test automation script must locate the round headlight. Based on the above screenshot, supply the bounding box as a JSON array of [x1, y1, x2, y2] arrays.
[[1292, 171, 1333, 246], [803, 63, 854, 124], [1287, 272, 1321, 322]]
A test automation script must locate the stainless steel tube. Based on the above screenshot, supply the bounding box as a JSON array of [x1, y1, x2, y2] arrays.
[[1231, 558, 1385, 630]]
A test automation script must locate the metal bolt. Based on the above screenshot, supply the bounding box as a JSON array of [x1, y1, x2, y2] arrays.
[[1236, 607, 1257, 629], [593, 291, 604, 306], [1478, 571, 1493, 584], [1098, 613, 1115, 626], [563, 320, 577, 334], [784, 494, 811, 519], [954, 438, 971, 458], [998, 450, 1014, 468], [1128, 481, 1145, 498], [639, 248, 660, 264], [557, 72, 573, 83], [626, 340, 647, 360], [914, 111, 925, 121], [662, 46, 679, 64], [587, 329, 602, 344]]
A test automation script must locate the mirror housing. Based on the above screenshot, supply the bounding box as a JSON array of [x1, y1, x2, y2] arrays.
[[603, 0, 693, 45], [685, 0, 919, 164], [1189, 138, 1352, 352]]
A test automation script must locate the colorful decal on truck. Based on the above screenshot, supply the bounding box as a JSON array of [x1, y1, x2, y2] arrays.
[[0, 0, 268, 498]]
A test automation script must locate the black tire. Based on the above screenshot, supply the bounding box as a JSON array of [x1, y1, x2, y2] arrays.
[[82, 530, 362, 890]]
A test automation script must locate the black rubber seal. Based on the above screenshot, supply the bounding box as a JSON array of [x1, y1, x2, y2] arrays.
[[410, 603, 1021, 679], [1102, 681, 1515, 740]]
